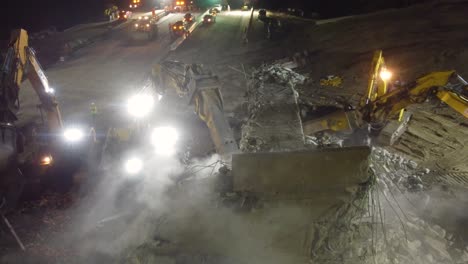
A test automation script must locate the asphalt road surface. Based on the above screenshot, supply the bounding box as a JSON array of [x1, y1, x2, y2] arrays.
[[17, 9, 263, 139]]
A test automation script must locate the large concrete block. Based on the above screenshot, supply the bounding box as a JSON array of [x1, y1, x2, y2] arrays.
[[232, 146, 371, 198]]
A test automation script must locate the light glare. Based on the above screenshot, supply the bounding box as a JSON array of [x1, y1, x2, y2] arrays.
[[64, 128, 84, 143], [124, 157, 143, 175], [380, 68, 392, 81], [40, 155, 53, 166], [151, 126, 179, 155], [45, 86, 55, 94], [127, 94, 154, 118]]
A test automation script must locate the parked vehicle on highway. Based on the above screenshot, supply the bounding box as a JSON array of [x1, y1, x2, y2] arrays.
[[212, 4, 222, 12], [133, 19, 159, 40], [170, 20, 189, 39], [184, 13, 195, 24], [165, 0, 192, 12], [137, 15, 150, 21], [202, 14, 216, 25], [118, 10, 131, 21], [129, 0, 141, 9]]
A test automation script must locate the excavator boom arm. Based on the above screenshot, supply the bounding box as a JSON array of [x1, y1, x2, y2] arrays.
[[302, 51, 467, 137], [152, 61, 238, 156], [2, 29, 63, 132]]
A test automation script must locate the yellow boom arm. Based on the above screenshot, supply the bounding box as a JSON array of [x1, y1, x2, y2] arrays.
[[4, 29, 63, 132]]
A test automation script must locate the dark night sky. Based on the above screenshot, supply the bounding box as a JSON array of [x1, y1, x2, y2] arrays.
[[2, 0, 109, 40]]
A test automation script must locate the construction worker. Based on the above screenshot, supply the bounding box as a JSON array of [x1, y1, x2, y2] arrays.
[[90, 102, 98, 126]]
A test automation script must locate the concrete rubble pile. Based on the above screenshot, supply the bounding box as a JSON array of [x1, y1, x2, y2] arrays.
[[119, 62, 468, 264], [309, 148, 468, 264], [240, 64, 306, 152]]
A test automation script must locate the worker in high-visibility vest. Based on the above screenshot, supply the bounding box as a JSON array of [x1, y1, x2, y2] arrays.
[[90, 102, 98, 125]]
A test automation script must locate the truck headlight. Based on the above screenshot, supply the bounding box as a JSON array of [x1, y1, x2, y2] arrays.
[[40, 154, 53, 166], [127, 94, 154, 118], [151, 126, 179, 155], [64, 128, 84, 143], [124, 157, 143, 175]]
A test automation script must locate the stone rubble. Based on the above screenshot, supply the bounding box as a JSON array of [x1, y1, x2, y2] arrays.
[[308, 148, 468, 264], [121, 62, 468, 264], [240, 64, 306, 152]]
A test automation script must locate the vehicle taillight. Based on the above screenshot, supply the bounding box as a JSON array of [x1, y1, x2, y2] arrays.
[[39, 155, 53, 166]]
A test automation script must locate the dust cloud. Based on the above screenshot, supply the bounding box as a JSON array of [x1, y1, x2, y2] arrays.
[[49, 150, 317, 264], [23, 146, 468, 264]]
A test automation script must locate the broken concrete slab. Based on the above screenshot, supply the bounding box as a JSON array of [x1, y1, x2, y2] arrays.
[[232, 146, 371, 198]]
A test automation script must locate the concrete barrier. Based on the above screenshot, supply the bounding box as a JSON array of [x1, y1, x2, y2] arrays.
[[242, 7, 255, 44]]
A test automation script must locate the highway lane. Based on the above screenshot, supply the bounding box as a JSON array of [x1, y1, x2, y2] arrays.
[[17, 11, 197, 131], [168, 10, 269, 113], [16, 9, 272, 129]]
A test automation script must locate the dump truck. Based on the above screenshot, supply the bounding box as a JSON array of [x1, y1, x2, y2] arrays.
[[133, 16, 159, 40]]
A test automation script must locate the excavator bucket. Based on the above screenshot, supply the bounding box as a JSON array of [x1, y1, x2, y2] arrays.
[[232, 146, 371, 199]]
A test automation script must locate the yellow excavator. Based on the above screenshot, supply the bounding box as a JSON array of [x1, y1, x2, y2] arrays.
[[98, 59, 371, 203], [0, 29, 87, 210], [101, 50, 468, 203], [302, 50, 468, 145], [151, 61, 371, 199]]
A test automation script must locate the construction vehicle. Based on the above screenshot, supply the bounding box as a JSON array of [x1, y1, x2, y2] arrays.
[[183, 13, 196, 25], [118, 10, 132, 21], [0, 29, 90, 211], [133, 17, 159, 40], [302, 50, 468, 146], [165, 0, 189, 12], [169, 21, 189, 39], [129, 0, 141, 9], [149, 61, 371, 198], [202, 14, 216, 25], [241, 1, 250, 11]]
